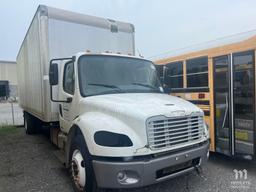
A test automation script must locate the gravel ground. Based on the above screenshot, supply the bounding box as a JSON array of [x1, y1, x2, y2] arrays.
[[0, 102, 23, 125], [0, 127, 256, 192]]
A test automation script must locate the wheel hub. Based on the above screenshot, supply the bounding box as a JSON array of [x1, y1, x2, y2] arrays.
[[71, 149, 86, 189]]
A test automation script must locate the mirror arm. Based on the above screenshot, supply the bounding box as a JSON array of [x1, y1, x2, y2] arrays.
[[49, 56, 75, 66], [50, 85, 71, 103]]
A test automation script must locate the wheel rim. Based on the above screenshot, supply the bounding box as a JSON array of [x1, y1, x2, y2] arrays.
[[71, 149, 86, 190]]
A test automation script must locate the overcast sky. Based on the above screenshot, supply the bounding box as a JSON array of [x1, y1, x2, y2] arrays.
[[1, 0, 256, 61]]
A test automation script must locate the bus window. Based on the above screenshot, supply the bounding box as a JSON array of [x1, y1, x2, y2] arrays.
[[165, 61, 183, 89], [186, 57, 208, 88]]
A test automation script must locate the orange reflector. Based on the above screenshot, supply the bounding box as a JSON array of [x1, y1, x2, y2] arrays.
[[198, 93, 205, 99]]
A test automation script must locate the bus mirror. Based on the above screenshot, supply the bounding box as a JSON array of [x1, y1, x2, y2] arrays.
[[49, 63, 58, 85]]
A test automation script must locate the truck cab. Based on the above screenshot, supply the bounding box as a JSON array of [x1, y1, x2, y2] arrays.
[[49, 52, 209, 191]]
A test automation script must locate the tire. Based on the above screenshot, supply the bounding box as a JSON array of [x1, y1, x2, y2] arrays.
[[69, 135, 102, 192], [24, 112, 37, 135]]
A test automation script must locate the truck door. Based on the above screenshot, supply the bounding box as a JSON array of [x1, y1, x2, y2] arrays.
[[59, 61, 75, 131], [214, 51, 255, 159]]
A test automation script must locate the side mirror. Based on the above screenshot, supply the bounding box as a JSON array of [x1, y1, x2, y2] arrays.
[[163, 85, 172, 94], [49, 63, 58, 85]]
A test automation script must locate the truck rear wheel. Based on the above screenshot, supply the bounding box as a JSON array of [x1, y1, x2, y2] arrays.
[[24, 112, 37, 135]]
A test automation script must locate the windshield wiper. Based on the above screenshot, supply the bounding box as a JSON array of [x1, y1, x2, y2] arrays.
[[132, 82, 158, 89], [88, 83, 123, 91]]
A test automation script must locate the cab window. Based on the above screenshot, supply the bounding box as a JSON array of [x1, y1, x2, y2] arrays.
[[63, 62, 75, 95]]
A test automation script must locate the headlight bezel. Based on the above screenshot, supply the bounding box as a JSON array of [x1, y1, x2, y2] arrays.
[[94, 131, 133, 147]]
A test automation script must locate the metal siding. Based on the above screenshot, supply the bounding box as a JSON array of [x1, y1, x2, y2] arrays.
[[17, 45, 25, 107], [48, 19, 134, 58], [0, 64, 6, 81], [17, 11, 45, 119], [0, 62, 17, 85], [40, 14, 58, 122]]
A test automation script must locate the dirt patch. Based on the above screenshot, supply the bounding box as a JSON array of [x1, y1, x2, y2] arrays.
[[0, 128, 72, 192]]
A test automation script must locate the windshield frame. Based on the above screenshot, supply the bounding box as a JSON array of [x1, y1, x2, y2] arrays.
[[77, 54, 163, 97]]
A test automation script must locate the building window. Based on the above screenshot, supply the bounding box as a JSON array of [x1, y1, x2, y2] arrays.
[[186, 57, 208, 88], [165, 61, 183, 89], [0, 81, 9, 99]]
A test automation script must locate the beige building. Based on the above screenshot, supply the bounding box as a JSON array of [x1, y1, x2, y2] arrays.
[[0, 60, 17, 98]]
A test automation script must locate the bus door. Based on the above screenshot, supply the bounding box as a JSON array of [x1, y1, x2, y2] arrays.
[[214, 51, 255, 159], [233, 51, 255, 159], [214, 55, 231, 156]]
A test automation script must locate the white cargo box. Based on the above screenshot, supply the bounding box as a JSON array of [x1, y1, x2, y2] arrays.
[[17, 5, 135, 122]]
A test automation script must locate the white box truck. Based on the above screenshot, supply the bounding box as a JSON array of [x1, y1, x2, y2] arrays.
[[17, 5, 209, 192]]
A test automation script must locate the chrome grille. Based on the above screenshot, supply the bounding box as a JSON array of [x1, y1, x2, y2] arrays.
[[147, 115, 204, 150]]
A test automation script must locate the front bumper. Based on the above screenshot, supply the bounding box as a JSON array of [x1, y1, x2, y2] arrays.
[[92, 141, 209, 189]]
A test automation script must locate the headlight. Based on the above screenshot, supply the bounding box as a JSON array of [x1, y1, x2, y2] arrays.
[[94, 131, 133, 147], [203, 123, 209, 139]]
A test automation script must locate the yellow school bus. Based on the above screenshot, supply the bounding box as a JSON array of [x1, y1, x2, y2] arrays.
[[155, 31, 256, 159]]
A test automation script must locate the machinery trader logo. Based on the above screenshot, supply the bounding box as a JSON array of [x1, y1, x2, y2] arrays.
[[234, 169, 247, 180], [230, 169, 250, 189]]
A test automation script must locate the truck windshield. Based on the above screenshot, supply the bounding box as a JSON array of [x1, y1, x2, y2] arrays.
[[78, 55, 163, 97]]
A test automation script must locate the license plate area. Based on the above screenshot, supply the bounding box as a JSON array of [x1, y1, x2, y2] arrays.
[[156, 158, 200, 179]]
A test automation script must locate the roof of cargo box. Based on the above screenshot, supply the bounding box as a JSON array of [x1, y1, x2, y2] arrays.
[[39, 5, 134, 33], [152, 29, 256, 61]]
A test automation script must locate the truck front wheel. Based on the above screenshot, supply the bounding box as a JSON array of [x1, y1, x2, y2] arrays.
[[69, 135, 105, 192]]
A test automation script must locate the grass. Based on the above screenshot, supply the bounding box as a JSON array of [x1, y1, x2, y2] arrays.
[[0, 125, 19, 134]]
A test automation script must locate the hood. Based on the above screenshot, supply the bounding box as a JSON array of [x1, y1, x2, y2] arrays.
[[80, 93, 202, 120]]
